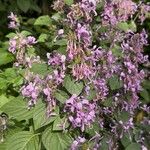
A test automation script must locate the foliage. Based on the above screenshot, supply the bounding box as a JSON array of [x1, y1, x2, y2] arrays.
[[0, 0, 150, 150]]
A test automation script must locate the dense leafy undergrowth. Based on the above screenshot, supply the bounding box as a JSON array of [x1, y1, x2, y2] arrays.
[[0, 0, 150, 150]]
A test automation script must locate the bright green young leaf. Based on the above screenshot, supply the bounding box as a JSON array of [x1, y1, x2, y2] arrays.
[[0, 95, 11, 109], [0, 53, 14, 66], [42, 126, 72, 150], [51, 13, 62, 21], [17, 0, 31, 13], [33, 100, 58, 130], [117, 22, 129, 32], [128, 21, 137, 32], [5, 33, 16, 38], [6, 131, 40, 150], [53, 39, 67, 46], [63, 75, 84, 96], [21, 31, 32, 36], [1, 97, 34, 121], [64, 0, 73, 6], [108, 75, 123, 90], [54, 90, 69, 103], [34, 15, 52, 26], [38, 33, 48, 42], [125, 143, 141, 150]]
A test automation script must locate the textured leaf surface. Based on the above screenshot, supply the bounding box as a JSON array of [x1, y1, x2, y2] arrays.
[[33, 100, 58, 130], [42, 126, 72, 150], [64, 75, 83, 96], [54, 90, 69, 103], [1, 97, 34, 121], [125, 143, 141, 150], [6, 131, 39, 150], [108, 75, 123, 90]]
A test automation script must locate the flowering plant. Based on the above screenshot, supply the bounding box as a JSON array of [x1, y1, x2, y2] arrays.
[[0, 0, 150, 150]]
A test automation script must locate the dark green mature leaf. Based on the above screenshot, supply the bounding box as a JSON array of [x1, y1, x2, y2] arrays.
[[17, 0, 31, 13], [121, 133, 132, 148], [125, 143, 141, 150], [54, 90, 69, 103], [34, 15, 52, 26], [64, 75, 84, 96], [140, 89, 150, 103], [33, 100, 59, 130], [102, 97, 113, 107], [6, 131, 40, 150], [108, 75, 123, 90], [1, 97, 34, 121], [42, 126, 72, 150]]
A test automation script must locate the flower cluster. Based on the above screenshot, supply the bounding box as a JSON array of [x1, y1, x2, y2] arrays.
[[65, 94, 96, 132], [8, 12, 20, 29], [8, 0, 150, 149]]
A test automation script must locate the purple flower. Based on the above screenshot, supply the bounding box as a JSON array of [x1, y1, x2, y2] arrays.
[[76, 23, 92, 46], [8, 12, 20, 29], [47, 52, 66, 66], [26, 36, 37, 45], [8, 38, 17, 54], [65, 95, 96, 131], [72, 63, 94, 80], [70, 136, 86, 150], [93, 78, 109, 100]]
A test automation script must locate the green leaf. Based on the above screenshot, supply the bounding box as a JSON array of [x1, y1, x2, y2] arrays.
[[54, 90, 69, 103], [117, 111, 130, 122], [30, 63, 51, 76], [6, 131, 40, 150], [102, 97, 113, 107], [140, 89, 150, 103], [33, 100, 58, 130], [17, 0, 31, 13], [34, 15, 52, 26], [64, 0, 73, 6], [117, 22, 129, 32], [42, 126, 72, 150], [21, 31, 32, 36], [1, 97, 34, 121], [112, 44, 123, 57], [53, 117, 69, 131], [108, 75, 123, 90], [0, 53, 14, 66], [38, 33, 48, 42], [63, 75, 84, 96], [86, 89, 97, 101], [117, 21, 137, 32], [53, 39, 67, 46], [5, 33, 16, 38], [0, 95, 11, 109], [125, 143, 141, 150], [121, 133, 132, 148], [51, 13, 62, 21], [128, 21, 137, 32]]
